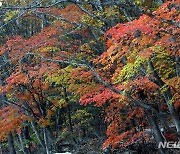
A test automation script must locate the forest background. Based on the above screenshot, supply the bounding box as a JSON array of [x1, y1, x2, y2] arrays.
[[0, 0, 179, 154]]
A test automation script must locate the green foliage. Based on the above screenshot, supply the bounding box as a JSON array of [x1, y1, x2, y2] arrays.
[[57, 127, 76, 143], [1, 142, 8, 148], [151, 48, 176, 79], [45, 66, 72, 85], [30, 132, 38, 144], [4, 11, 19, 22], [71, 109, 92, 127], [115, 56, 147, 83], [81, 15, 104, 28]]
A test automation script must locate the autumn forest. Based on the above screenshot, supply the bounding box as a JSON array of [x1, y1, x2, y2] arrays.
[[0, 0, 179, 154]]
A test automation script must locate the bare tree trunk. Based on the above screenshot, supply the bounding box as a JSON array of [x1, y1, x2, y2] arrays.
[[46, 127, 57, 152], [23, 125, 30, 140], [63, 87, 73, 133], [175, 56, 180, 77], [18, 133, 27, 154], [43, 128, 50, 154], [149, 115, 166, 153], [148, 60, 180, 133], [167, 102, 180, 133], [7, 133, 16, 154], [63, 87, 77, 144], [30, 120, 46, 153], [0, 142, 2, 154], [23, 103, 46, 153]]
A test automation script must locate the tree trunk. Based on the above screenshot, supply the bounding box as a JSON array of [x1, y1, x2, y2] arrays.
[[175, 55, 180, 77], [167, 102, 180, 133], [149, 115, 166, 153], [63, 87, 73, 133], [18, 133, 27, 154], [43, 128, 50, 154], [23, 125, 30, 140], [30, 120, 46, 153], [7, 133, 16, 154], [63, 87, 77, 144], [148, 60, 180, 133]]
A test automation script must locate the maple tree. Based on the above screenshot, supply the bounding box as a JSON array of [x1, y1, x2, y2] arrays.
[[68, 0, 180, 152], [0, 0, 179, 154], [87, 0, 180, 152]]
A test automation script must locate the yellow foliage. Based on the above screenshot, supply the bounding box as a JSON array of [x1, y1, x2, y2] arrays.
[[81, 14, 104, 28], [45, 65, 73, 85], [71, 109, 92, 127], [4, 11, 19, 22], [38, 46, 60, 53], [114, 56, 147, 83]]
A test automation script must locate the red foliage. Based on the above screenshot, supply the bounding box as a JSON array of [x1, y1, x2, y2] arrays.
[[0, 106, 28, 141], [80, 85, 121, 106]]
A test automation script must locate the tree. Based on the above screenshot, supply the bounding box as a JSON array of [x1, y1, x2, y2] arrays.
[[78, 0, 180, 152], [0, 0, 179, 153]]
